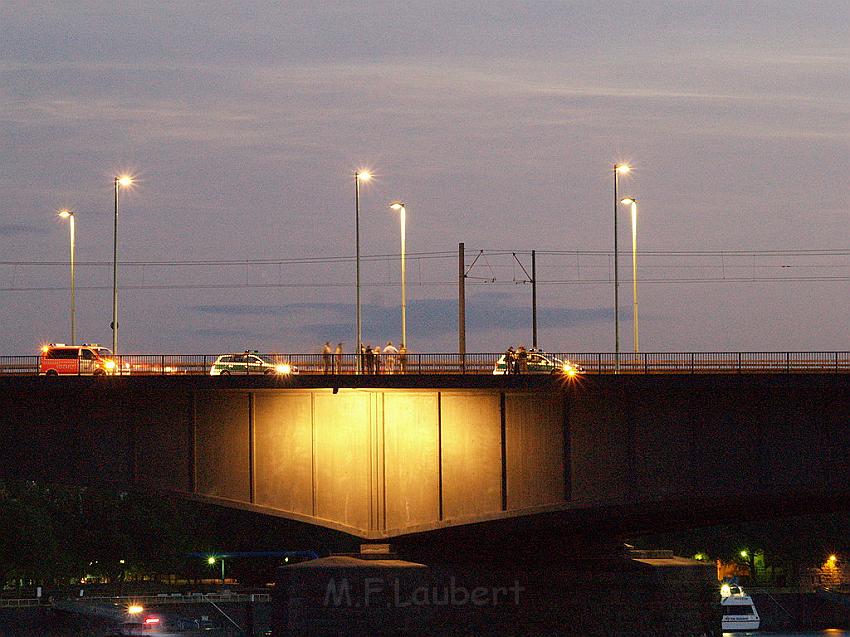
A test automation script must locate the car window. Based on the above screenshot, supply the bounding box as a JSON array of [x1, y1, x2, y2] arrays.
[[233, 355, 246, 363], [249, 356, 264, 364], [81, 349, 95, 360], [46, 348, 78, 359], [219, 355, 232, 363]]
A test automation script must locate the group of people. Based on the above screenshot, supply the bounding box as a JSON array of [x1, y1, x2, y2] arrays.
[[503, 345, 531, 374], [321, 341, 408, 374], [321, 342, 345, 373], [359, 341, 407, 374]]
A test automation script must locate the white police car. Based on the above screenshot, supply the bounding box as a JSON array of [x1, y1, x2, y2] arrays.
[[209, 352, 295, 376], [493, 350, 583, 376]]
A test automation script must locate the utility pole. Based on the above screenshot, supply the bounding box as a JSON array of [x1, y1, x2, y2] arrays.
[[532, 250, 537, 349], [458, 242, 466, 358]]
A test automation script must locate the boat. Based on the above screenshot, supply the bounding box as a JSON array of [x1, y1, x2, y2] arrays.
[[720, 582, 760, 632]]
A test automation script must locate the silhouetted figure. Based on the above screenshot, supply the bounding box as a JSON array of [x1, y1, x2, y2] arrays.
[[322, 341, 332, 373], [383, 341, 398, 373], [398, 343, 407, 374], [504, 347, 515, 374], [334, 342, 343, 373], [517, 346, 528, 374]]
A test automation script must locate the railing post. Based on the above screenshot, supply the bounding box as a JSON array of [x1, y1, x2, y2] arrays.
[[598, 352, 602, 374], [643, 352, 647, 374], [690, 352, 695, 374], [161, 354, 165, 376], [786, 352, 790, 373], [737, 352, 742, 374]]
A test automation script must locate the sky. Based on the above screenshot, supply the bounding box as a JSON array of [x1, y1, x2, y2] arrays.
[[1, 1, 848, 355]]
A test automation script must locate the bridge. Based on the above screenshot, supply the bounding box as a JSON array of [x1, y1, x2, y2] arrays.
[[1, 359, 849, 542]]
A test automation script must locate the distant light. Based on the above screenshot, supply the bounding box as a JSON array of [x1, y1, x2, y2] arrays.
[[119, 559, 126, 564], [829, 554, 838, 563], [276, 363, 292, 375], [616, 164, 631, 174], [356, 170, 371, 182], [694, 553, 705, 561], [127, 605, 143, 615], [720, 583, 732, 598], [58, 209, 73, 218], [116, 175, 134, 188], [739, 550, 748, 559], [207, 557, 216, 565], [284, 557, 290, 563], [620, 197, 636, 206], [390, 201, 405, 211], [144, 617, 160, 625]]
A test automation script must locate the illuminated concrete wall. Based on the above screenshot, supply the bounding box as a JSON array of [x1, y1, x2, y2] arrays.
[[186, 387, 568, 536]]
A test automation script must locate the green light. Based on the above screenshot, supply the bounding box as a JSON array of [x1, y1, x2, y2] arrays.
[[694, 553, 705, 561], [739, 550, 748, 559], [207, 557, 216, 565]]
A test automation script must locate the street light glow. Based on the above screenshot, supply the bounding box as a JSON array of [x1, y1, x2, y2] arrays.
[[207, 556, 216, 565], [128, 605, 144, 615], [116, 175, 134, 188], [616, 163, 631, 174], [58, 209, 73, 218], [620, 197, 636, 205], [356, 170, 371, 182], [390, 201, 405, 211]]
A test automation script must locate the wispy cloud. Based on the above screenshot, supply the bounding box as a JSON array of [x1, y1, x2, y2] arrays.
[[0, 223, 47, 237]]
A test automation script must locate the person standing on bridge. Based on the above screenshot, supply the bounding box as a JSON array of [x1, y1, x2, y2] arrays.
[[398, 343, 407, 374], [334, 342, 343, 373], [504, 347, 515, 374], [322, 341, 332, 374], [383, 341, 398, 373]]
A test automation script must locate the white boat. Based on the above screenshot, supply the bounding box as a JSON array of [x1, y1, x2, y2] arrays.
[[720, 582, 760, 632]]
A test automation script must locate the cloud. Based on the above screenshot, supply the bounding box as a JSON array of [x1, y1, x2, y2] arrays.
[[0, 223, 47, 237], [191, 296, 610, 342]]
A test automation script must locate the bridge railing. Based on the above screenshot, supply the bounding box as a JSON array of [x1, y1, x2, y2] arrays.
[[2, 352, 849, 376]]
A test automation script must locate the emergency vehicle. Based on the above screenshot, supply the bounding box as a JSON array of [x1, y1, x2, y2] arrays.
[[209, 352, 295, 375], [39, 343, 126, 376]]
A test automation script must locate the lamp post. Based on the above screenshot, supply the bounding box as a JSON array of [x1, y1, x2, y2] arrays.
[[613, 163, 630, 368], [208, 556, 225, 584], [58, 209, 76, 344], [390, 201, 407, 349], [112, 175, 133, 355], [620, 197, 639, 353], [354, 170, 371, 372]]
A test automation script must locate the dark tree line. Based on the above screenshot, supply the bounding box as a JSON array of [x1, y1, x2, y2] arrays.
[[0, 480, 354, 590]]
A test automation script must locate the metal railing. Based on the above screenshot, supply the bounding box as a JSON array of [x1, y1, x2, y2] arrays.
[[2, 351, 850, 376]]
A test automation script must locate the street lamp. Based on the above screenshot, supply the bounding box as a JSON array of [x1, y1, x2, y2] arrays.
[[620, 197, 639, 353], [112, 175, 133, 355], [208, 556, 225, 584], [613, 163, 630, 368], [390, 201, 407, 349], [354, 170, 371, 372], [58, 209, 76, 345]]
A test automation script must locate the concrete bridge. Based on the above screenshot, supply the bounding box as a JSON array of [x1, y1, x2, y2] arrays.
[[2, 373, 849, 541]]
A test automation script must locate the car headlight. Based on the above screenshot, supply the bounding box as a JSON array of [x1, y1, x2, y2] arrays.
[[562, 362, 578, 377], [275, 364, 292, 375], [104, 360, 117, 370]]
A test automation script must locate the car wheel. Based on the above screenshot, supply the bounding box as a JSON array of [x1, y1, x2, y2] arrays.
[[93, 369, 106, 376], [220, 370, 230, 376]]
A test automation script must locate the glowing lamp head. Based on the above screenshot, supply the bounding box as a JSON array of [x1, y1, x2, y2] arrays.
[[116, 175, 134, 188], [356, 170, 371, 182], [41, 345, 50, 353], [720, 583, 732, 598], [275, 363, 292, 375], [829, 554, 838, 563], [127, 605, 143, 615], [58, 209, 73, 218], [620, 197, 637, 206], [390, 201, 405, 211], [207, 557, 216, 565], [615, 163, 631, 174], [739, 550, 748, 559], [103, 360, 117, 370]]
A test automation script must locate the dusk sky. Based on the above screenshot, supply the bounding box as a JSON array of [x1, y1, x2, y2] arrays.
[[2, 1, 848, 354]]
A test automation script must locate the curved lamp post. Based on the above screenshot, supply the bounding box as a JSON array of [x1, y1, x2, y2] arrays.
[[390, 201, 407, 349], [620, 197, 639, 353], [58, 209, 76, 344], [112, 175, 133, 355]]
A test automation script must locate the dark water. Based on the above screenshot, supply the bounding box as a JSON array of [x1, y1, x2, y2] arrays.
[[725, 632, 850, 636]]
